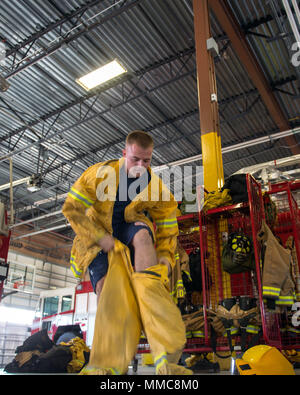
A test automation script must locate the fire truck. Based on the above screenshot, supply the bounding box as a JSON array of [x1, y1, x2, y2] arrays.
[[31, 281, 97, 347]]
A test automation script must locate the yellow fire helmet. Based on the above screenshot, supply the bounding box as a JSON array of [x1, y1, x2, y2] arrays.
[[235, 345, 295, 375]]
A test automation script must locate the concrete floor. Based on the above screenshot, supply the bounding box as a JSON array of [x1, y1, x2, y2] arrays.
[[127, 365, 231, 375], [1, 359, 300, 375], [127, 364, 300, 375]]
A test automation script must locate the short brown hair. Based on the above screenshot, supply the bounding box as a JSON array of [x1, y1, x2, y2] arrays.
[[126, 130, 154, 149]]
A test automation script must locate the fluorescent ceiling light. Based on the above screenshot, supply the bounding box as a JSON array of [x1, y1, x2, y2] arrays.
[[76, 59, 127, 90]]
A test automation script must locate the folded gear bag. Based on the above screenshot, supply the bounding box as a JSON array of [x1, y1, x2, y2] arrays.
[[5, 345, 72, 374], [15, 329, 54, 353], [33, 345, 73, 373], [4, 351, 41, 373], [221, 174, 248, 204]]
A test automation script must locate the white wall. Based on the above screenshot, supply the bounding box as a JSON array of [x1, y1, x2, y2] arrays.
[[0, 253, 78, 370], [2, 251, 77, 311], [0, 322, 32, 369]]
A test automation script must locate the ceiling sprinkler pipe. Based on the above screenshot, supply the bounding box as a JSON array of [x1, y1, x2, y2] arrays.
[[234, 154, 300, 175], [12, 223, 71, 240], [153, 126, 300, 169], [10, 209, 63, 229]]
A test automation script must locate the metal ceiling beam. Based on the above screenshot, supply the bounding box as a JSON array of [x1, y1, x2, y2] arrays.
[[1, 40, 297, 151], [4, 0, 143, 79], [42, 104, 199, 176], [42, 69, 197, 175], [1, 74, 296, 178], [5, 0, 104, 59], [0, 46, 194, 144], [0, 34, 126, 152], [208, 0, 300, 156], [0, 67, 195, 164]]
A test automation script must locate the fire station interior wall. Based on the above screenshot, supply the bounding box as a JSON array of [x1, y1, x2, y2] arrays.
[[2, 251, 77, 311], [0, 322, 31, 369], [1, 252, 77, 369]]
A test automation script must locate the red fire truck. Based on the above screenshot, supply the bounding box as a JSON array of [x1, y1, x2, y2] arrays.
[[31, 281, 97, 347]]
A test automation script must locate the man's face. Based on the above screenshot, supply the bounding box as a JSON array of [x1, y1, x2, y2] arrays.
[[123, 143, 153, 177]]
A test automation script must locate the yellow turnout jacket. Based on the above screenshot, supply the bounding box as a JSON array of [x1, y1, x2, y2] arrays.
[[62, 157, 179, 278]]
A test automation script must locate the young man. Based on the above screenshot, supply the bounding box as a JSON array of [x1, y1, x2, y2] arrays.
[[64, 131, 175, 297], [62, 130, 189, 374]]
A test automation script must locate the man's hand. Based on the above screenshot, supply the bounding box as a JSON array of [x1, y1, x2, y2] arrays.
[[159, 257, 171, 276], [98, 234, 115, 253]]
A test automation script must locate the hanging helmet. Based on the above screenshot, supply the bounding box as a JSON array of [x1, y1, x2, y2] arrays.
[[222, 233, 255, 274], [235, 345, 295, 375], [229, 233, 252, 264]]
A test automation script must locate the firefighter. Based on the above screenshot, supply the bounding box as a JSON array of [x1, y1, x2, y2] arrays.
[[62, 130, 190, 375]]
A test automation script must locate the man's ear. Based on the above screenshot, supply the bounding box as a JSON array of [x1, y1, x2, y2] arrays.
[[122, 148, 126, 158]]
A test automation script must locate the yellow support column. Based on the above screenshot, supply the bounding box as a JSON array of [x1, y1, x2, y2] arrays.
[[193, 0, 224, 192], [193, 0, 231, 306]]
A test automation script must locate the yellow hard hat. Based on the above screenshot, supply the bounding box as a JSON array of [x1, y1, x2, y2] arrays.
[[236, 345, 295, 375]]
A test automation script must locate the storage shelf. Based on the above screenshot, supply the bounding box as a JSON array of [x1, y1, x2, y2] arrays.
[[205, 202, 249, 216]]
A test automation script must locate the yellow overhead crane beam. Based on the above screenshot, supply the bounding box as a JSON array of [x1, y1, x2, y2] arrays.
[[193, 0, 224, 192], [193, 0, 231, 309]]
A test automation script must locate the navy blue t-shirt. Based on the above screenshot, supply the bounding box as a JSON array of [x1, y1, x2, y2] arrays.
[[112, 166, 151, 236]]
